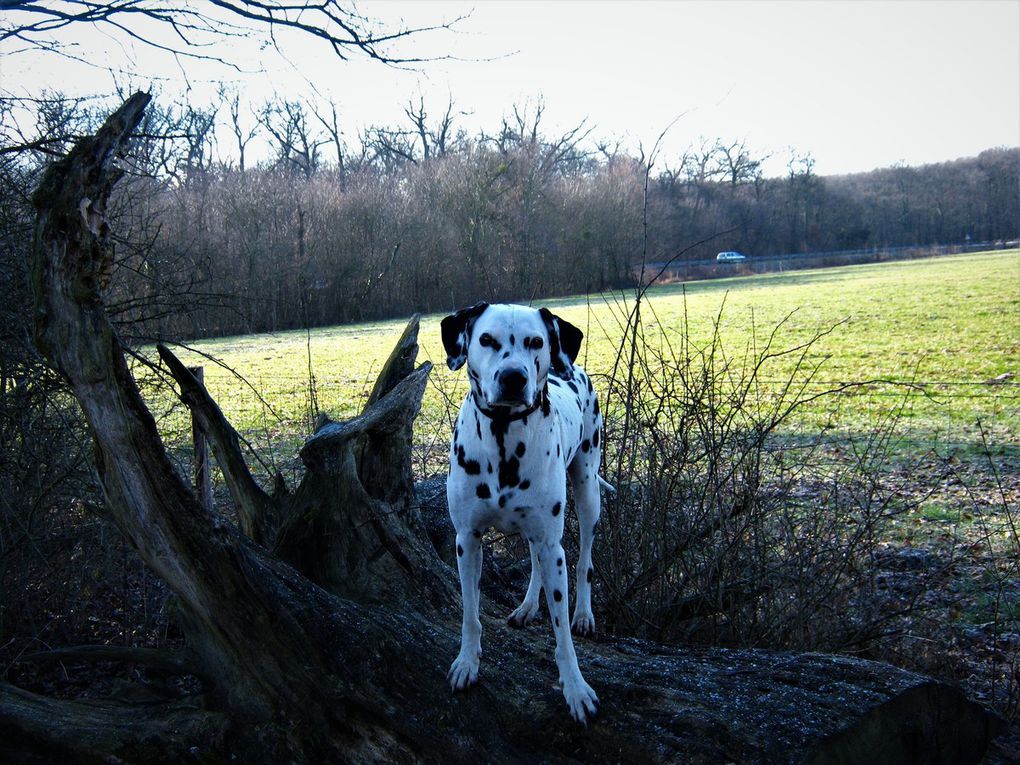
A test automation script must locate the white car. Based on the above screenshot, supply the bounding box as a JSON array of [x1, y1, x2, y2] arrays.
[[716, 251, 747, 262]]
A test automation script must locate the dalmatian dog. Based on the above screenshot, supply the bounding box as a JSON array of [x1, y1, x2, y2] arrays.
[[441, 302, 612, 724]]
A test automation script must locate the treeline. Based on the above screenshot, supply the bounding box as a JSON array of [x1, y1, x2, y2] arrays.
[[2, 93, 1017, 341]]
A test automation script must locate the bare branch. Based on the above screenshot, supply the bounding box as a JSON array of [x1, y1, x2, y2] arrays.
[[1, 1, 464, 69], [157, 342, 274, 542]]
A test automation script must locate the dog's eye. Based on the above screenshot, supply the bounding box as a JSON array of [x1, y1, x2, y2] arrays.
[[525, 336, 544, 350], [478, 333, 501, 351]]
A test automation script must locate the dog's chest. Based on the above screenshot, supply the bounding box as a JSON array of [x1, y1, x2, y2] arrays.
[[448, 383, 585, 532]]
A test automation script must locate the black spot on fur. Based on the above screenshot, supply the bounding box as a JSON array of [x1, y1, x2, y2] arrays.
[[581, 439, 590, 453], [587, 567, 593, 583], [516, 442, 526, 457], [498, 494, 508, 508], [456, 445, 481, 475], [541, 389, 551, 416], [519, 480, 531, 490], [473, 530, 481, 539], [549, 377, 560, 386], [552, 501, 562, 517], [553, 589, 563, 602], [555, 617, 560, 627], [556, 444, 560, 457], [593, 398, 600, 416], [476, 484, 491, 499], [567, 381, 578, 394], [510, 334, 515, 346], [457, 544, 463, 557], [592, 429, 600, 448], [487, 462, 493, 474], [499, 456, 521, 489], [557, 557, 563, 567]]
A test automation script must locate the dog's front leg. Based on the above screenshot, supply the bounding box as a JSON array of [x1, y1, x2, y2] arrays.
[[537, 540, 599, 723], [449, 530, 482, 690]]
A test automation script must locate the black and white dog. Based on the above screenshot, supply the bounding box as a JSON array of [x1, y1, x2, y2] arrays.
[[441, 302, 612, 723]]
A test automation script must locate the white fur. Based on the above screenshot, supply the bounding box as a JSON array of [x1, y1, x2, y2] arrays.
[[442, 303, 610, 724]]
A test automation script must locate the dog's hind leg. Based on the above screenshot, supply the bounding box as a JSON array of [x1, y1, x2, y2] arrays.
[[448, 530, 483, 690], [569, 464, 601, 637], [507, 541, 542, 628]]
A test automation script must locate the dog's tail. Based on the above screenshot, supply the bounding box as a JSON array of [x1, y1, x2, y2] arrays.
[[598, 475, 616, 494]]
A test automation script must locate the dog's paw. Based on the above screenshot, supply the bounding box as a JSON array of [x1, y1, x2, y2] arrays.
[[507, 600, 541, 628], [561, 678, 599, 725], [447, 653, 480, 691], [571, 612, 596, 638]]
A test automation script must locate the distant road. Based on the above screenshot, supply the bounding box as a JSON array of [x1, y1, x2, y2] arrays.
[[635, 241, 1019, 284]]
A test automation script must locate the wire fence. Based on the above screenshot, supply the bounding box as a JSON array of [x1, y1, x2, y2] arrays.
[[191, 372, 1020, 399], [152, 371, 1018, 459]]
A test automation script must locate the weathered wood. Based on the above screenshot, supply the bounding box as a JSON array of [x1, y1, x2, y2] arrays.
[[20, 645, 200, 679], [159, 346, 273, 541], [0, 681, 227, 764], [188, 366, 214, 513], [275, 325, 456, 609], [28, 90, 345, 756]]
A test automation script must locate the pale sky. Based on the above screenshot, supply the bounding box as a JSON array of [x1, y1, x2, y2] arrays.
[[2, 0, 1018, 176]]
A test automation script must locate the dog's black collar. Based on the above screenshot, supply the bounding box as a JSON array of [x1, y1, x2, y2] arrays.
[[472, 391, 544, 422]]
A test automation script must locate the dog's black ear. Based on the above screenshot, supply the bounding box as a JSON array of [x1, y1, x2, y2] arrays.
[[540, 308, 583, 379], [441, 302, 489, 371]]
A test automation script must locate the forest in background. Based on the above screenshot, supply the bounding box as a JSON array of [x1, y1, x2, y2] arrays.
[[1, 91, 1017, 345]]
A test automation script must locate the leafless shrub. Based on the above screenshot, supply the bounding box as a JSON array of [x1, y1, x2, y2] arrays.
[[584, 295, 911, 652]]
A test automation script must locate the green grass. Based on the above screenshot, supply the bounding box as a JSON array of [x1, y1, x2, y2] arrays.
[[147, 249, 1020, 458]]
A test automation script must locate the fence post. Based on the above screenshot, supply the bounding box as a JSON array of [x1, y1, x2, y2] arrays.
[[189, 366, 213, 512]]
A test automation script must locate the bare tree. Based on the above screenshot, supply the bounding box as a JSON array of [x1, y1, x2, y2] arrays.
[[715, 139, 765, 191], [404, 93, 461, 160], [222, 86, 259, 172], [365, 94, 462, 168], [260, 98, 324, 178], [312, 97, 346, 177]]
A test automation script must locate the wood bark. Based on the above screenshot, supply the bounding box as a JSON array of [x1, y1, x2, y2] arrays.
[[0, 92, 1003, 764]]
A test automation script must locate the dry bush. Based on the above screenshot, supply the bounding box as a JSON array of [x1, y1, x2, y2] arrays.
[[581, 296, 908, 651]]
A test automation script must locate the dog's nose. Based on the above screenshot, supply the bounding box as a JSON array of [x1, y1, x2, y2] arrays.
[[498, 368, 527, 396]]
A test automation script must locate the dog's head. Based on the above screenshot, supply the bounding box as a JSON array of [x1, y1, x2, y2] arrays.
[[441, 303, 582, 409]]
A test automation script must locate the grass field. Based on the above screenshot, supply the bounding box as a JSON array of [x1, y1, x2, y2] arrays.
[[153, 249, 1019, 463]]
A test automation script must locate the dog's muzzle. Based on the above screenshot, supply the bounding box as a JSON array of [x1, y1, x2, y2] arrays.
[[493, 366, 529, 407]]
